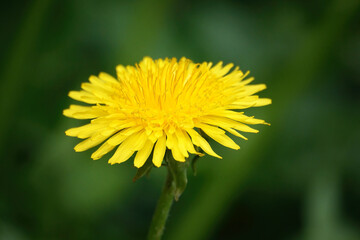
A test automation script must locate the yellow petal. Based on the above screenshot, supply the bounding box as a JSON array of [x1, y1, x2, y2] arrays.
[[153, 135, 166, 167], [90, 130, 116, 140], [198, 124, 240, 150], [222, 127, 248, 140], [175, 129, 197, 154], [65, 123, 105, 139], [99, 72, 119, 84], [108, 144, 134, 165], [107, 132, 128, 146], [63, 105, 105, 119], [211, 62, 234, 77], [74, 134, 108, 152], [254, 98, 272, 107], [166, 132, 175, 149], [121, 126, 144, 136], [234, 123, 259, 133], [88, 75, 105, 86], [81, 83, 110, 99], [107, 126, 142, 146], [200, 114, 259, 133], [91, 142, 116, 160], [239, 75, 254, 85], [186, 128, 221, 159], [172, 131, 189, 158], [108, 131, 146, 164], [171, 147, 186, 162], [68, 91, 98, 104], [134, 140, 154, 168], [132, 131, 149, 151], [109, 121, 136, 130], [235, 115, 266, 125], [240, 84, 267, 96]]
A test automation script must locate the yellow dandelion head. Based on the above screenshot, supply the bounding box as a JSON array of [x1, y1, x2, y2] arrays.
[[64, 57, 271, 168]]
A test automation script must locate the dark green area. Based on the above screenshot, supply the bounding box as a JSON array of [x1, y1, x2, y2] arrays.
[[1, 0, 359, 239]]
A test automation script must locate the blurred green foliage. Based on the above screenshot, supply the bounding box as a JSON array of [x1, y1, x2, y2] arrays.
[[1, 0, 359, 239]]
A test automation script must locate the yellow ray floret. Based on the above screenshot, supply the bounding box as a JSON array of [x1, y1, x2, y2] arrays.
[[64, 57, 271, 168]]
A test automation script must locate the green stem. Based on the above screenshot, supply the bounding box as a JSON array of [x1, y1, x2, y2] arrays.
[[147, 167, 176, 240]]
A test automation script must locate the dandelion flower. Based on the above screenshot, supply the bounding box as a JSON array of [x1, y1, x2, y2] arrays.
[[64, 57, 271, 168]]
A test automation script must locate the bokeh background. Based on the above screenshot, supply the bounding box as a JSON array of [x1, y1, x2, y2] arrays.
[[1, 0, 359, 239]]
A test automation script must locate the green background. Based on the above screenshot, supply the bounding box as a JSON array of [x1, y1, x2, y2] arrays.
[[1, 0, 359, 239]]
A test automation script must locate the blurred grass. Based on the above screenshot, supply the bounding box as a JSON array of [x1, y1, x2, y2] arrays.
[[1, 0, 359, 239], [0, 0, 52, 153]]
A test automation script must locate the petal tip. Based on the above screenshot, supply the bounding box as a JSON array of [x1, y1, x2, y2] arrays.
[[134, 162, 144, 168], [152, 160, 162, 168], [74, 146, 81, 152], [63, 109, 70, 117]]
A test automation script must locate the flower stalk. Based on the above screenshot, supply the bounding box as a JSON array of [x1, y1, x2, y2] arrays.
[[147, 164, 176, 239], [147, 151, 188, 239]]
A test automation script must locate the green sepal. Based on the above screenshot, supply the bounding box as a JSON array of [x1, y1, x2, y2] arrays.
[[165, 150, 188, 201], [190, 155, 200, 176], [133, 157, 154, 182], [191, 145, 204, 176]]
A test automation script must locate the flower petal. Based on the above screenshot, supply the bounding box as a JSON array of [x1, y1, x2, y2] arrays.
[[172, 131, 189, 158], [65, 123, 105, 139], [68, 90, 99, 104], [74, 134, 108, 152], [134, 140, 154, 168], [108, 131, 147, 164], [153, 135, 166, 167], [186, 128, 221, 159], [171, 146, 186, 162], [175, 129, 198, 154], [198, 124, 240, 150], [107, 126, 143, 146], [91, 142, 116, 160], [63, 105, 106, 119]]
